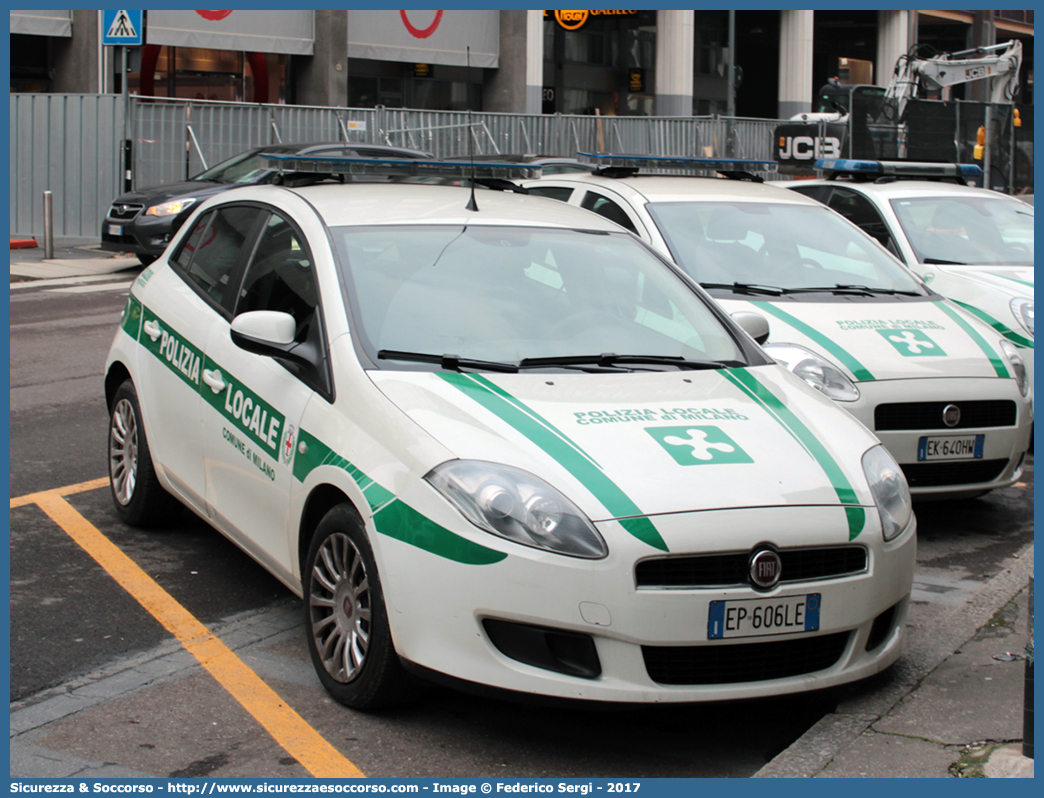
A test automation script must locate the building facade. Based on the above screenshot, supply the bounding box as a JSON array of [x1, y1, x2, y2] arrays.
[[10, 9, 1034, 117]]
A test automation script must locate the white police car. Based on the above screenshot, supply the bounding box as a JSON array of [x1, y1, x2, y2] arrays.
[[106, 155, 915, 710], [525, 155, 1032, 499], [782, 159, 1033, 391]]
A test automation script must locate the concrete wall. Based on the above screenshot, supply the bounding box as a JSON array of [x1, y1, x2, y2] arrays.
[[294, 10, 348, 108], [484, 10, 541, 114], [53, 10, 101, 93]]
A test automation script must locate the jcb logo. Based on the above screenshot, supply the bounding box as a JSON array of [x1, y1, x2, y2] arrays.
[[777, 135, 841, 161]]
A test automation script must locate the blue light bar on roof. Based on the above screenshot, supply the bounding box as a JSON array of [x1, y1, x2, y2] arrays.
[[259, 154, 543, 180], [578, 152, 778, 173], [814, 159, 983, 178]]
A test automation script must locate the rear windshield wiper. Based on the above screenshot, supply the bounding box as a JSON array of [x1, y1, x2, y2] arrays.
[[700, 282, 784, 296], [378, 350, 519, 373], [923, 257, 967, 265], [519, 353, 737, 371]]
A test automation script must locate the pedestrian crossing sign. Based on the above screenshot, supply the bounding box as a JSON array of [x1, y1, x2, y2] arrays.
[[102, 10, 144, 46]]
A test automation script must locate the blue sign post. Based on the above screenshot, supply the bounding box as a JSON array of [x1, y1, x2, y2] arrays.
[[102, 10, 144, 46]]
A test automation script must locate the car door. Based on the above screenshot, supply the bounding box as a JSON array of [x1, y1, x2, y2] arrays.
[[199, 207, 325, 583], [133, 204, 264, 513]]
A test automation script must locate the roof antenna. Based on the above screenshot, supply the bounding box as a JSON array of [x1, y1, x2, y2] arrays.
[[465, 46, 479, 212]]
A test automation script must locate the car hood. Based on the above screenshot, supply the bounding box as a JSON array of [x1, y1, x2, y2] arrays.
[[112, 181, 230, 206], [369, 366, 878, 537], [714, 297, 1011, 382], [921, 264, 1034, 297]]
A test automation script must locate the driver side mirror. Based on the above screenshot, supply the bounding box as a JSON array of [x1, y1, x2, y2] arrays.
[[731, 311, 770, 345]]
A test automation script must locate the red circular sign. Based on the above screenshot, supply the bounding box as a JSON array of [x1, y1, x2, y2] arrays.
[[196, 11, 233, 22], [400, 10, 443, 39]]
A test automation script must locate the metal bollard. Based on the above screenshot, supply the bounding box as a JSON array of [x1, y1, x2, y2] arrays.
[[1025, 575, 1034, 759], [43, 190, 54, 259]]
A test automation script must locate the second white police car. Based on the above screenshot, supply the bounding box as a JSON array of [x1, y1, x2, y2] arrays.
[[525, 155, 1032, 500], [106, 155, 915, 709]]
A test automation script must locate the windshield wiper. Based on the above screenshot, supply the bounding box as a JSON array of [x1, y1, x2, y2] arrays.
[[782, 284, 923, 296], [700, 282, 784, 296], [378, 350, 519, 373], [519, 353, 736, 371], [923, 257, 967, 265]]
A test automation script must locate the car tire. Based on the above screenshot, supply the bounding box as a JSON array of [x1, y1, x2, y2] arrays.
[[108, 379, 176, 527], [304, 503, 420, 710], [136, 254, 157, 266]]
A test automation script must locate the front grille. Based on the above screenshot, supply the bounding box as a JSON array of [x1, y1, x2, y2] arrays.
[[643, 632, 850, 685], [900, 458, 1008, 487], [107, 202, 144, 222], [875, 400, 1017, 431], [635, 546, 867, 589]]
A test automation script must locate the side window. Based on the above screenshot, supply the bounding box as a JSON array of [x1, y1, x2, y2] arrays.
[[826, 188, 895, 251], [171, 210, 212, 273], [580, 192, 638, 233], [171, 206, 262, 304], [236, 213, 318, 342], [787, 184, 829, 202], [527, 186, 575, 203]]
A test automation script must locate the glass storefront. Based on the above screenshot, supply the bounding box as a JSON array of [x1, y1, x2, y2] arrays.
[[127, 46, 286, 103], [542, 10, 657, 116], [347, 59, 483, 111]]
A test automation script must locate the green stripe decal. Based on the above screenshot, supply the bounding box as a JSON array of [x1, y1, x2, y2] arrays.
[[721, 368, 866, 540], [935, 302, 1010, 377], [438, 372, 668, 552], [750, 301, 875, 381], [293, 429, 505, 565], [373, 500, 507, 565], [995, 274, 1033, 289], [950, 300, 1033, 349]]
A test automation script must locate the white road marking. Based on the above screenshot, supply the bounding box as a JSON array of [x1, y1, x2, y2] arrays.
[[46, 281, 135, 294]]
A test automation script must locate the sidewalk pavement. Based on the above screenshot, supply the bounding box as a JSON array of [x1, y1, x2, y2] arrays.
[[757, 544, 1034, 778], [10, 236, 142, 281], [9, 236, 1035, 779]]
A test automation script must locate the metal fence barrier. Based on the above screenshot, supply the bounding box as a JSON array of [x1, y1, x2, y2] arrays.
[[11, 92, 1031, 240]]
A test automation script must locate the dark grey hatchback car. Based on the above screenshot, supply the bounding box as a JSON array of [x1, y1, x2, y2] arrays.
[[100, 142, 432, 264]]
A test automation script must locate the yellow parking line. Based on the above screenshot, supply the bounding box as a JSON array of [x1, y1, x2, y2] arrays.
[[14, 484, 364, 779], [10, 477, 109, 508]]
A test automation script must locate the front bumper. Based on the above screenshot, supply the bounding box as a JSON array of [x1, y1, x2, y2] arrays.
[[100, 212, 176, 258], [375, 502, 916, 703], [843, 378, 1031, 497]]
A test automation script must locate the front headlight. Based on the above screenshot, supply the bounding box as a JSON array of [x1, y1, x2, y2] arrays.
[[144, 198, 196, 217], [1010, 297, 1034, 337], [999, 340, 1030, 397], [763, 343, 860, 401], [425, 460, 608, 559], [861, 445, 912, 542]]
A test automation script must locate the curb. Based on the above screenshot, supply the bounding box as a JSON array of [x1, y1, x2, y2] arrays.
[[754, 546, 1034, 778], [11, 239, 38, 249]]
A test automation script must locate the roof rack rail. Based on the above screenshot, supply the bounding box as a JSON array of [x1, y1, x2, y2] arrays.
[[814, 159, 982, 184], [259, 154, 543, 182], [578, 152, 778, 182]]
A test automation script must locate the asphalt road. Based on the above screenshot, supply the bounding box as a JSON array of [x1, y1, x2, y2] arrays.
[[8, 273, 1034, 778]]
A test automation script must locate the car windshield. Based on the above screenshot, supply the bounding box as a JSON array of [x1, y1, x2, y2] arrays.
[[889, 195, 1034, 266], [333, 225, 743, 368], [648, 202, 926, 294], [191, 146, 300, 185]]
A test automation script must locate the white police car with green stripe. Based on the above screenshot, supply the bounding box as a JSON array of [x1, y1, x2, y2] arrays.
[[105, 155, 915, 709], [525, 155, 1032, 499], [781, 158, 1033, 396]]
